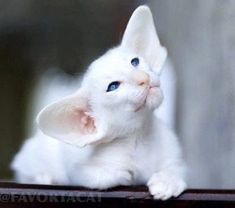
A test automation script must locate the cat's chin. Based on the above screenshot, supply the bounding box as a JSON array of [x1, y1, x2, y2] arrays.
[[146, 87, 163, 110], [134, 87, 163, 112]]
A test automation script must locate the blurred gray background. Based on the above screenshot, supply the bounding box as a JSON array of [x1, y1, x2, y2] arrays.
[[0, 0, 235, 189], [148, 0, 235, 188]]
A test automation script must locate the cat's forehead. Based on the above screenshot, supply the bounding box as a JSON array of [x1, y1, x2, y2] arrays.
[[84, 47, 142, 82]]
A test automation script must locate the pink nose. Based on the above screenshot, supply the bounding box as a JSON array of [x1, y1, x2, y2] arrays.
[[132, 70, 150, 86]]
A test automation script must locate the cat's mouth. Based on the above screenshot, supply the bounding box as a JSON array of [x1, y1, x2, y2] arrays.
[[134, 85, 160, 112]]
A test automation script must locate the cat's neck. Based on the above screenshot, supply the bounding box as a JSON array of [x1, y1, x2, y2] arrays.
[[97, 108, 155, 139]]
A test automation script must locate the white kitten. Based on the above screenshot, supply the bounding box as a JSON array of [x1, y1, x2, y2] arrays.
[[11, 5, 187, 200]]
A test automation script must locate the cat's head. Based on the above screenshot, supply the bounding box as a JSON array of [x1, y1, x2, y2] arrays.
[[37, 5, 167, 147]]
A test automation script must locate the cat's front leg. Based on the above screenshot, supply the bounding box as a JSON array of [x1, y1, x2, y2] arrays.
[[147, 165, 187, 200], [71, 165, 133, 189]]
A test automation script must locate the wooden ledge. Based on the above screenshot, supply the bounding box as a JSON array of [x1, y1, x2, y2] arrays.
[[0, 182, 235, 207]]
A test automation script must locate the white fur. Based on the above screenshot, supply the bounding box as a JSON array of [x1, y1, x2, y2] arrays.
[[11, 5, 186, 200]]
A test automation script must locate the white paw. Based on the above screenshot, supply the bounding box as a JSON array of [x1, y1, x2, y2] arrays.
[[116, 169, 133, 186], [97, 169, 133, 189], [147, 173, 187, 200], [34, 173, 53, 184], [79, 168, 134, 190]]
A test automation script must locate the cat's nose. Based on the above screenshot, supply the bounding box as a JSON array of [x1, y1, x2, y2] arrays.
[[133, 70, 150, 86]]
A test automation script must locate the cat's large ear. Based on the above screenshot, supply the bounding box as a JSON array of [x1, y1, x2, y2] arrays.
[[121, 5, 167, 74], [37, 89, 105, 147]]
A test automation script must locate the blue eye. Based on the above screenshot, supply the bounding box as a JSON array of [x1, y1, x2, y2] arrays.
[[106, 81, 121, 92], [131, 57, 139, 67]]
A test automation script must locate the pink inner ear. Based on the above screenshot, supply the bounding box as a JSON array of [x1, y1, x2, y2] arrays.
[[71, 108, 96, 135]]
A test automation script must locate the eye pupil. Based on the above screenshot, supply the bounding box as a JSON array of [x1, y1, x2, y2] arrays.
[[131, 57, 139, 67], [106, 81, 120, 92]]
